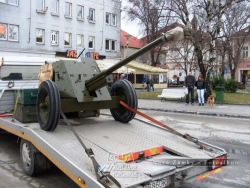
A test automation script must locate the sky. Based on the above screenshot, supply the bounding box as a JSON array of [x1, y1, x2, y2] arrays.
[[120, 1, 142, 38]]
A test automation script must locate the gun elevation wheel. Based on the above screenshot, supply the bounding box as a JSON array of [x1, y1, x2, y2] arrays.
[[110, 79, 137, 123], [36, 80, 61, 131]]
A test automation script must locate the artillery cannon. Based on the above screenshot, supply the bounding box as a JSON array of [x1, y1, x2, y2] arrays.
[[36, 26, 186, 131]]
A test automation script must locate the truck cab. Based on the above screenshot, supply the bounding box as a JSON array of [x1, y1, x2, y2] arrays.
[[0, 56, 58, 113]]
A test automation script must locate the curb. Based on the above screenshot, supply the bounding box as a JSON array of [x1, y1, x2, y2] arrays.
[[138, 98, 250, 106], [138, 107, 250, 119]]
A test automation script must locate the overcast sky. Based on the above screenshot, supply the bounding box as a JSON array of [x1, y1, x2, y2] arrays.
[[120, 1, 142, 38]]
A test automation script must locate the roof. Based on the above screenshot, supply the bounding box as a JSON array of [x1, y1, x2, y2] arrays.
[[96, 59, 135, 74], [231, 25, 250, 38], [120, 30, 142, 49], [128, 61, 169, 73], [156, 64, 169, 69]]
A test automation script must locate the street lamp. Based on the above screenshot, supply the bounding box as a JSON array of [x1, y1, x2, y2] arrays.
[[125, 34, 130, 79]]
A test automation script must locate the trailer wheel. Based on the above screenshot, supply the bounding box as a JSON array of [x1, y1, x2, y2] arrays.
[[20, 139, 51, 176], [110, 79, 137, 123], [20, 139, 36, 176], [36, 80, 61, 131]]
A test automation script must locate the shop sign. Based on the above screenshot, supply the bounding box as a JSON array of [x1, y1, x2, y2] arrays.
[[66, 50, 77, 58], [85, 52, 99, 60], [56, 50, 102, 60]]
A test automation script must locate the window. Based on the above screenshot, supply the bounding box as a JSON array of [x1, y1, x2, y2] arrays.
[[111, 14, 117, 26], [111, 40, 116, 50], [243, 47, 248, 58], [106, 13, 117, 26], [37, 0, 44, 10], [0, 23, 7, 40], [51, 31, 58, 45], [105, 39, 116, 51], [1, 0, 19, 5], [51, 0, 59, 14], [88, 8, 95, 21], [77, 34, 83, 47], [136, 74, 146, 84], [8, 25, 18, 41], [64, 32, 71, 46], [106, 12, 111, 24], [65, 2, 72, 17], [105, 40, 110, 50], [0, 65, 41, 80], [8, 0, 18, 5], [36, 28, 44, 44], [88, 36, 94, 49], [0, 23, 18, 41], [77, 5, 84, 19], [0, 0, 18, 5]]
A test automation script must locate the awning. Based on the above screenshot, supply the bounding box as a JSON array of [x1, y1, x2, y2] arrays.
[[1, 56, 58, 66], [96, 59, 135, 74], [128, 61, 169, 73]]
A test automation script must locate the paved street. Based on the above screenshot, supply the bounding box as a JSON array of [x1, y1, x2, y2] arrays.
[[0, 129, 78, 188], [0, 100, 249, 188], [138, 111, 250, 188]]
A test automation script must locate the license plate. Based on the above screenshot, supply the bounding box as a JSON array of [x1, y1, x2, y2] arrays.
[[137, 178, 168, 188]]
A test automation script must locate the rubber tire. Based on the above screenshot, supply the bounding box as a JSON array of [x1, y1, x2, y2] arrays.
[[36, 80, 61, 131], [20, 139, 37, 176], [110, 79, 137, 123], [20, 139, 51, 176]]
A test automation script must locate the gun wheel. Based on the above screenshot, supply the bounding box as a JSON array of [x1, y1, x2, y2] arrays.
[[110, 79, 137, 123], [36, 80, 61, 131]]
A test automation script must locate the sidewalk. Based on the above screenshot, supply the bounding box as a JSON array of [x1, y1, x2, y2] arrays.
[[138, 99, 250, 119]]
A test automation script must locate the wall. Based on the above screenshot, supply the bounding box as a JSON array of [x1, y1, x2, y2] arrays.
[[0, 0, 121, 58]]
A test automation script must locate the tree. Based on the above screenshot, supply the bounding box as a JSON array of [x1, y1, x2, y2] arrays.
[[169, 0, 247, 93], [220, 2, 250, 79], [166, 39, 196, 76], [123, 0, 173, 66]]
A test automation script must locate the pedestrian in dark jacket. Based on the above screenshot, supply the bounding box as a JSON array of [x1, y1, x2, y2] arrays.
[[149, 77, 154, 91], [145, 76, 150, 91], [195, 75, 205, 106], [185, 72, 196, 105]]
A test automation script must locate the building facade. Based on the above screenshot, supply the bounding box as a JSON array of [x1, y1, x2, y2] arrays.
[[233, 26, 250, 86], [0, 0, 121, 60]]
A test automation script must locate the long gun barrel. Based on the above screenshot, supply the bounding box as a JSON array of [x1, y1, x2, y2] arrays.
[[85, 26, 186, 93]]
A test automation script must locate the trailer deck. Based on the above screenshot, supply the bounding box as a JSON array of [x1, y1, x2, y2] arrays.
[[0, 113, 226, 188]]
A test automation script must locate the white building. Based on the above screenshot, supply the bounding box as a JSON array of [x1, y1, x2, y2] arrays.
[[0, 0, 121, 60]]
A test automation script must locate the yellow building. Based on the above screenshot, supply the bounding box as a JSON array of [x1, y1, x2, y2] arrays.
[[127, 61, 169, 89]]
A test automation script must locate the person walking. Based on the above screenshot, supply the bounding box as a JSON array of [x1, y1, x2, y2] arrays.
[[149, 76, 154, 91], [185, 72, 196, 105], [195, 75, 205, 106], [145, 76, 150, 91]]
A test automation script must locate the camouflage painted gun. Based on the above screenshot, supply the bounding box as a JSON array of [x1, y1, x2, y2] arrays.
[[36, 27, 186, 131]]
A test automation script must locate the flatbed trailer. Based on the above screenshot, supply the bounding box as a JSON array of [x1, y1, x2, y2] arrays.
[[0, 111, 227, 188]]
